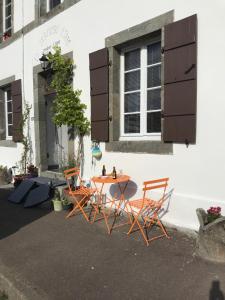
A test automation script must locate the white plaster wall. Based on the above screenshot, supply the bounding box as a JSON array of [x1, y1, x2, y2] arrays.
[[0, 38, 24, 168], [0, 0, 225, 230], [14, 0, 35, 33]]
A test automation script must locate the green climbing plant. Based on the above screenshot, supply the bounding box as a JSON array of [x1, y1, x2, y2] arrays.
[[47, 46, 90, 136], [20, 103, 32, 174], [46, 46, 90, 169]]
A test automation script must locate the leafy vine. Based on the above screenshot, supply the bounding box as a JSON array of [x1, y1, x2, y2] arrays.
[[46, 46, 90, 168]]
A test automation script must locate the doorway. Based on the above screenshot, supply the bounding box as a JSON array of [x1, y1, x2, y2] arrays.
[[45, 93, 63, 170]]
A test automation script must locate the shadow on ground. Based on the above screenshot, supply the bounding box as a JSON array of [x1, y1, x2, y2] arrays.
[[209, 280, 224, 300], [0, 186, 52, 240], [0, 185, 225, 300]]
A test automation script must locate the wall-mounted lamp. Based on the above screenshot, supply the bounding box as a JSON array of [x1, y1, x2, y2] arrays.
[[39, 53, 51, 71]]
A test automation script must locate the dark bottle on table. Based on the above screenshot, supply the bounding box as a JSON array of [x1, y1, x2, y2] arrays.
[[112, 166, 117, 179], [102, 165, 106, 176]]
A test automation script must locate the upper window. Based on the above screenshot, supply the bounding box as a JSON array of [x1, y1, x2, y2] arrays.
[[3, 0, 12, 37], [120, 39, 161, 139], [4, 86, 13, 139], [47, 0, 62, 12]]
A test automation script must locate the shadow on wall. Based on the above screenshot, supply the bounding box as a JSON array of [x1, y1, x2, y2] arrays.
[[209, 280, 224, 300], [158, 188, 174, 219], [0, 187, 52, 240]]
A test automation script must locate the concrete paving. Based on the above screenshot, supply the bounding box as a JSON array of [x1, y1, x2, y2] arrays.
[[0, 185, 225, 300]]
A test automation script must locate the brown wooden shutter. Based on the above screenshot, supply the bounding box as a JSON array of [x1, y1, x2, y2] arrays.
[[89, 48, 109, 142], [163, 14, 197, 144], [12, 79, 23, 142]]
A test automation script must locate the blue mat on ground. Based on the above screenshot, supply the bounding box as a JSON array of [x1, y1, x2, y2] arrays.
[[8, 180, 36, 204], [29, 177, 66, 187], [24, 184, 50, 208]]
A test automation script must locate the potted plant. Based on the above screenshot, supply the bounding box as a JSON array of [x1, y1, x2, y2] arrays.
[[3, 31, 11, 41], [196, 207, 225, 263], [27, 164, 38, 178], [52, 190, 63, 212], [206, 206, 221, 223], [62, 197, 72, 210], [0, 165, 10, 185]]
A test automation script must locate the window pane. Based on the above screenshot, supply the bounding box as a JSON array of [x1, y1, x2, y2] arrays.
[[5, 5, 11, 17], [5, 17, 11, 29], [8, 113, 12, 124], [125, 114, 140, 133], [147, 89, 161, 110], [125, 92, 140, 113], [125, 70, 140, 92], [50, 0, 61, 9], [147, 112, 161, 133], [7, 101, 12, 112], [147, 65, 161, 88], [125, 49, 140, 71], [147, 42, 161, 65], [8, 125, 12, 136], [6, 90, 11, 101]]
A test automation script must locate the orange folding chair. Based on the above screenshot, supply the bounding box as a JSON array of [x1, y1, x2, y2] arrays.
[[126, 178, 170, 246], [64, 167, 96, 222]]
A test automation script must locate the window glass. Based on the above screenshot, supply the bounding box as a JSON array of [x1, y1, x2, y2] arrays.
[[124, 49, 141, 134], [147, 65, 161, 88], [147, 42, 161, 65], [8, 125, 12, 136], [5, 18, 11, 29], [147, 112, 161, 133], [122, 39, 161, 137], [50, 0, 61, 9], [4, 0, 12, 35], [125, 114, 140, 133], [7, 101, 12, 112], [5, 86, 13, 138], [125, 92, 140, 113], [147, 89, 161, 110], [125, 49, 140, 71], [125, 71, 140, 92], [5, 4, 11, 17], [7, 113, 12, 124]]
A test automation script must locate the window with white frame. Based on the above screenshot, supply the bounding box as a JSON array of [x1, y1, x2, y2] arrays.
[[4, 86, 13, 139], [3, 0, 12, 36], [121, 39, 161, 138]]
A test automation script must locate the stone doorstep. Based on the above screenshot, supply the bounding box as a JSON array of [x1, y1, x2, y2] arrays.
[[40, 170, 65, 180]]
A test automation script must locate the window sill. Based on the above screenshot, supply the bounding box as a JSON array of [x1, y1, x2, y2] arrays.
[[0, 140, 17, 147], [120, 134, 161, 141], [105, 140, 173, 155]]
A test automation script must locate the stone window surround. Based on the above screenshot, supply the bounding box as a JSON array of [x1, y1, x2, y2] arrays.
[[0, 75, 17, 147], [0, 0, 81, 50], [105, 10, 174, 155]]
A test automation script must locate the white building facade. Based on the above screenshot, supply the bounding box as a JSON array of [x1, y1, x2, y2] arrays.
[[0, 0, 225, 231]]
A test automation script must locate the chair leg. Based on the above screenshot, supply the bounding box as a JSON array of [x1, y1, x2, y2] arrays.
[[157, 219, 170, 239], [109, 211, 119, 234], [127, 215, 138, 235], [66, 195, 90, 222], [66, 201, 80, 219], [136, 219, 149, 246]]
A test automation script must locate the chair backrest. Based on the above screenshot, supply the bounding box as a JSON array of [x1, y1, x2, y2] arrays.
[[64, 167, 82, 193], [142, 178, 169, 204]]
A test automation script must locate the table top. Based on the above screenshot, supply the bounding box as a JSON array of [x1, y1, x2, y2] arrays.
[[92, 175, 130, 184]]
